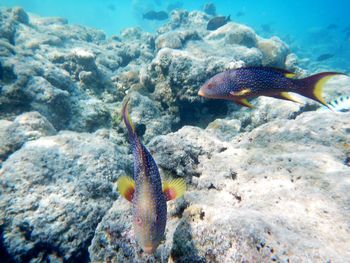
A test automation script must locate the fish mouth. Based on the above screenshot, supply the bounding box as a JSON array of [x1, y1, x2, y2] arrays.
[[198, 89, 205, 97], [143, 245, 156, 254]]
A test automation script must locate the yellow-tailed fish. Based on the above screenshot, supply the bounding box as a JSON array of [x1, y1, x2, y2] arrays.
[[117, 99, 186, 254], [198, 66, 347, 108]]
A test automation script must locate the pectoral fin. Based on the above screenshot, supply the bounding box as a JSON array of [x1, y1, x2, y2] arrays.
[[163, 178, 186, 201], [284, 73, 296, 78], [116, 176, 135, 202], [232, 98, 254, 108], [270, 92, 302, 104], [231, 88, 252, 97]]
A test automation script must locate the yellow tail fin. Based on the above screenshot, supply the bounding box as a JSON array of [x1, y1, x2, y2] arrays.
[[298, 72, 346, 108]]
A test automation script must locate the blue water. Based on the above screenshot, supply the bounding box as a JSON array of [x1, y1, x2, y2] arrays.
[[2, 0, 350, 71]]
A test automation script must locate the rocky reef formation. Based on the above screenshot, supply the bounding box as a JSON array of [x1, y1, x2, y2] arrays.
[[1, 6, 350, 263], [89, 112, 350, 262]]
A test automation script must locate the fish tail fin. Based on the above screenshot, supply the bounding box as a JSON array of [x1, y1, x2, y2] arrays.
[[297, 72, 346, 108], [122, 98, 137, 142]]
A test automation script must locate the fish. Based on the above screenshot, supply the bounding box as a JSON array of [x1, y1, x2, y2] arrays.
[[316, 53, 334, 61], [143, 10, 169, 21], [346, 153, 350, 167], [236, 11, 245, 17], [327, 24, 338, 30], [198, 67, 346, 108], [207, 15, 230, 31], [117, 99, 186, 254], [203, 3, 217, 16], [325, 95, 350, 112]]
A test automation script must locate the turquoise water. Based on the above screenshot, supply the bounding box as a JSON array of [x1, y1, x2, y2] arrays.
[[2, 0, 350, 71], [2, 0, 349, 37]]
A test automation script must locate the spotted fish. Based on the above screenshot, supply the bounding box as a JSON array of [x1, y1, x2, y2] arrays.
[[198, 67, 346, 108], [321, 95, 350, 112], [117, 99, 186, 254]]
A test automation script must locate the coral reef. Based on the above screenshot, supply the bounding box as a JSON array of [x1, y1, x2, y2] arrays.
[[0, 131, 130, 262], [0, 111, 56, 166], [90, 112, 350, 262], [1, 6, 350, 262]]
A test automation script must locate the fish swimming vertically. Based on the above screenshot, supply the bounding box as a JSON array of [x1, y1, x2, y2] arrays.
[[207, 15, 230, 30], [198, 67, 346, 108], [117, 99, 186, 254]]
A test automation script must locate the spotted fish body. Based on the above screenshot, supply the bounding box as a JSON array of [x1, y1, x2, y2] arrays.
[[122, 100, 166, 254], [118, 100, 185, 254], [198, 67, 345, 108]]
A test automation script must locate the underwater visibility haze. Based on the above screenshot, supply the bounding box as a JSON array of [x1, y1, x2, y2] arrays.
[[0, 0, 350, 262]]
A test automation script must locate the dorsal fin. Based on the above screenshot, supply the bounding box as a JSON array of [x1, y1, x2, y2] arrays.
[[122, 98, 136, 140], [241, 67, 296, 77]]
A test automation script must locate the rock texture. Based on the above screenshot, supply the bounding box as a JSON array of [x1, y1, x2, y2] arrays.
[[0, 7, 299, 136], [0, 111, 56, 166], [1, 6, 349, 263], [0, 7, 154, 132], [0, 132, 130, 262]]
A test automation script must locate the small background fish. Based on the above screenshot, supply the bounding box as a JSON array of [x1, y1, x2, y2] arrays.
[[319, 95, 350, 112], [143, 10, 168, 21], [316, 53, 334, 61], [207, 15, 230, 31]]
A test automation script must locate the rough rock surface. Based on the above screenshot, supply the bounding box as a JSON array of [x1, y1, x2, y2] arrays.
[[0, 111, 56, 166], [0, 7, 154, 131], [0, 132, 130, 262]]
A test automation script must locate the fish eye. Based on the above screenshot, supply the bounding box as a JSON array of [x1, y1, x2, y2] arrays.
[[136, 216, 142, 226], [207, 83, 214, 89]]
